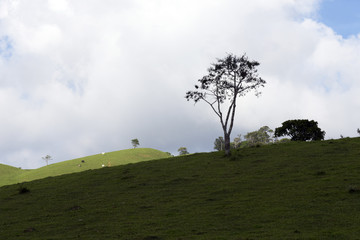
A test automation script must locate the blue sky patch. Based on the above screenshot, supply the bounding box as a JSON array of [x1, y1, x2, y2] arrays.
[[318, 0, 360, 37]]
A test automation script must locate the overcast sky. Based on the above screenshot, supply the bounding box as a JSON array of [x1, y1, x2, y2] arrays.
[[1, 0, 360, 169]]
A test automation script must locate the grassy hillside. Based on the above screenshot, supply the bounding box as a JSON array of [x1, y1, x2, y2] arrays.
[[0, 148, 170, 187], [1, 138, 360, 239], [0, 164, 23, 187]]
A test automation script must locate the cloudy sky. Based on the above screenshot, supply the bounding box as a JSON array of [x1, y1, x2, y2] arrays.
[[1, 0, 360, 169]]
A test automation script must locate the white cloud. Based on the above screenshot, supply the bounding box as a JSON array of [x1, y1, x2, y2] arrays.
[[0, 0, 360, 168], [48, 0, 70, 12]]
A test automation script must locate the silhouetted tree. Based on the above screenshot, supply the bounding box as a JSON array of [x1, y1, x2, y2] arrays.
[[178, 147, 189, 156], [131, 139, 140, 148], [274, 119, 325, 141], [357, 128, 360, 135], [42, 155, 52, 166], [186, 53, 266, 156]]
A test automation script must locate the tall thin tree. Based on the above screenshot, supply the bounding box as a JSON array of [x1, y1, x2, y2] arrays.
[[186, 53, 266, 156], [42, 155, 52, 166]]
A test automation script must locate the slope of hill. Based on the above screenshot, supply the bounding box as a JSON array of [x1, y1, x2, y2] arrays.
[[0, 148, 171, 187], [1, 138, 360, 239], [0, 164, 23, 187]]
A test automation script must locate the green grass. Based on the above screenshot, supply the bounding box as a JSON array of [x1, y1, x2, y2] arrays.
[[0, 164, 23, 187], [2, 138, 360, 239], [0, 148, 171, 187]]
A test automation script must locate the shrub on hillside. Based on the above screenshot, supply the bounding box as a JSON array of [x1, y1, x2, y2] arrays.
[[18, 185, 30, 194], [349, 185, 360, 194]]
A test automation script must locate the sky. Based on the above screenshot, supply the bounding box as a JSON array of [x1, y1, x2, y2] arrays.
[[318, 0, 360, 37], [1, 0, 360, 169]]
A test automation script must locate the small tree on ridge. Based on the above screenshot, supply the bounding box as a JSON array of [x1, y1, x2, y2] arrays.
[[178, 147, 189, 156], [42, 155, 52, 166], [131, 139, 140, 148]]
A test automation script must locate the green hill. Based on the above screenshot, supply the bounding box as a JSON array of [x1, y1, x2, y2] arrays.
[[1, 138, 360, 239], [0, 164, 23, 187], [0, 148, 171, 187]]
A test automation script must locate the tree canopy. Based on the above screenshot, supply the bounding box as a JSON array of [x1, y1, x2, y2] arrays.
[[178, 147, 189, 156], [131, 139, 140, 148], [244, 126, 274, 146], [186, 53, 266, 156], [274, 119, 325, 141]]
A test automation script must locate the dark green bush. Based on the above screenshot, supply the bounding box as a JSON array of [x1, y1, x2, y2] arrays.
[[316, 171, 326, 176], [348, 185, 360, 194], [18, 185, 30, 194]]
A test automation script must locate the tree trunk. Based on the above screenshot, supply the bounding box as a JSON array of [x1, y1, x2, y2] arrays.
[[224, 133, 231, 156]]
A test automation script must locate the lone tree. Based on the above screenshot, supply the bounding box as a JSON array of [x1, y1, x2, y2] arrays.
[[186, 53, 266, 156], [42, 155, 52, 166], [131, 138, 140, 148], [178, 147, 189, 156], [274, 119, 325, 141]]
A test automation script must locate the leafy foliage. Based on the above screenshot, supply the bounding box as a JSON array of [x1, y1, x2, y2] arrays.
[[178, 147, 189, 156], [274, 119, 325, 141], [233, 134, 242, 148], [131, 138, 140, 148], [244, 126, 274, 146], [186, 53, 266, 155], [213, 136, 225, 151]]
